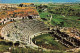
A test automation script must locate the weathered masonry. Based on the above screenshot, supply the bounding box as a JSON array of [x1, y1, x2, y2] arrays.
[[50, 29, 80, 48]]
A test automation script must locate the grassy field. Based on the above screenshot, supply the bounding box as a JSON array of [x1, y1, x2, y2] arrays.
[[51, 14, 80, 27], [33, 34, 68, 51], [0, 42, 44, 53], [38, 10, 80, 28], [0, 38, 66, 53], [38, 9, 80, 28], [37, 3, 80, 29], [0, 44, 67, 53], [0, 45, 9, 52]]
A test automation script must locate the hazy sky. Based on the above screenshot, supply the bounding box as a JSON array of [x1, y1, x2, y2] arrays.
[[0, 0, 80, 3]]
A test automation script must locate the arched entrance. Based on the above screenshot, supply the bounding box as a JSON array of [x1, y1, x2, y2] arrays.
[[28, 16, 33, 19]]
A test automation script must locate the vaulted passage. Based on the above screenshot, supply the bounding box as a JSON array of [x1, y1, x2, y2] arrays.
[[28, 16, 33, 19]]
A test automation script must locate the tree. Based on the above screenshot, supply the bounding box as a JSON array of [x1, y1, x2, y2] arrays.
[[43, 5, 48, 8], [39, 10, 43, 13], [19, 4, 23, 7]]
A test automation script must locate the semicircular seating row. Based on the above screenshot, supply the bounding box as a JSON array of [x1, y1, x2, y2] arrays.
[[1, 19, 48, 44]]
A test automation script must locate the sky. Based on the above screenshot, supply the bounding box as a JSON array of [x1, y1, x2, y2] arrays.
[[0, 0, 80, 3]]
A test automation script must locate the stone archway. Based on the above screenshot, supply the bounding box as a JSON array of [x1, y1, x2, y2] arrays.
[[28, 15, 33, 19]]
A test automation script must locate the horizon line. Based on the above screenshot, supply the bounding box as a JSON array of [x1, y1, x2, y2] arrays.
[[0, 2, 80, 4]]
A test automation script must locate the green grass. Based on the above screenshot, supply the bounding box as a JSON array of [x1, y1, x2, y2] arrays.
[[38, 9, 80, 28], [48, 14, 80, 27], [33, 34, 67, 50], [51, 18, 64, 24], [37, 3, 80, 28], [39, 12, 50, 19], [0, 45, 9, 52], [71, 5, 80, 9], [0, 44, 67, 53]]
